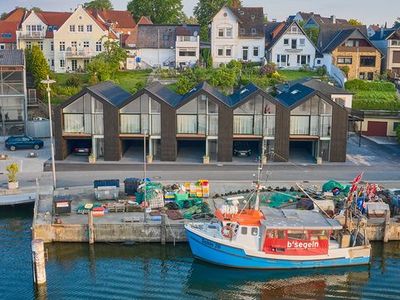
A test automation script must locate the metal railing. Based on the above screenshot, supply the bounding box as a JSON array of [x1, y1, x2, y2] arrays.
[[18, 32, 45, 39]]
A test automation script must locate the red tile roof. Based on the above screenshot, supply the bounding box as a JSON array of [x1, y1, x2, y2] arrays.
[[136, 16, 153, 25], [0, 21, 19, 43], [30, 11, 72, 28], [88, 9, 136, 29], [3, 8, 25, 23]]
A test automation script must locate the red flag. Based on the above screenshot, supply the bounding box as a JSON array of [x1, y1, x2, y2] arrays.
[[352, 172, 363, 185]]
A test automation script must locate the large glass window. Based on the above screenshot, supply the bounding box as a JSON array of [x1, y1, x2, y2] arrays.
[[234, 95, 275, 136], [62, 94, 103, 134], [290, 98, 332, 136], [177, 95, 218, 135], [120, 95, 160, 135]]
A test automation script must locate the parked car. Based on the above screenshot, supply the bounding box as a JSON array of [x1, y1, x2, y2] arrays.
[[233, 142, 252, 157], [72, 146, 91, 156], [5, 135, 44, 151]]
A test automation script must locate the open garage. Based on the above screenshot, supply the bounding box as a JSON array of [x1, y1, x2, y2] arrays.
[[289, 140, 317, 163], [64, 138, 92, 162], [176, 140, 205, 163], [232, 140, 262, 163], [121, 139, 146, 162]]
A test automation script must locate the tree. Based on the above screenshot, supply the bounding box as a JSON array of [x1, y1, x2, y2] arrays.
[[25, 45, 51, 96], [396, 124, 400, 143], [127, 0, 185, 24], [87, 39, 127, 82], [183, 15, 198, 24], [0, 12, 8, 20], [84, 0, 113, 10], [303, 27, 319, 45], [348, 19, 363, 26], [194, 0, 242, 41]]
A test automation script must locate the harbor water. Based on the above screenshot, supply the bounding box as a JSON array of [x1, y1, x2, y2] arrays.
[[1, 205, 400, 300]]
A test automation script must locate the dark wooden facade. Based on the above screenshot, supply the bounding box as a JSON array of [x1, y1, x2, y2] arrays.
[[54, 83, 349, 163]]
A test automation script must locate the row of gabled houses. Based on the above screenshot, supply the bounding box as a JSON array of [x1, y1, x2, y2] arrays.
[[0, 5, 399, 83], [54, 78, 351, 163]]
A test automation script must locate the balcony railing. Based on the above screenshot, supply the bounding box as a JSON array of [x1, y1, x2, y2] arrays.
[[18, 32, 45, 39], [64, 49, 95, 58]]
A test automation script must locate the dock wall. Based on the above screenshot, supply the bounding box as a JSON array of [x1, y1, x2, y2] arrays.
[[33, 223, 187, 243]]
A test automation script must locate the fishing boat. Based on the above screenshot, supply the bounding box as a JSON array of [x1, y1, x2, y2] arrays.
[[185, 169, 371, 269]]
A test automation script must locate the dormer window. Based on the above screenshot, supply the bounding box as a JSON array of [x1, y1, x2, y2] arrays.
[[240, 28, 245, 35], [239, 10, 245, 16], [251, 28, 257, 35], [251, 15, 255, 20]]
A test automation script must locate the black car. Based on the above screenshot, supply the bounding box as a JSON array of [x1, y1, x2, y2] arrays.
[[233, 142, 252, 157], [5, 135, 44, 151]]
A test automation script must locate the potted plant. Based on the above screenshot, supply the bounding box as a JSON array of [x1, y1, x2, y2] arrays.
[[88, 153, 96, 164], [6, 162, 19, 190], [203, 155, 210, 164]]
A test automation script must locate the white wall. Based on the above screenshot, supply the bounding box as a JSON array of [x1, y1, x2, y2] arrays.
[[332, 94, 353, 108], [211, 6, 265, 67], [139, 48, 175, 67], [53, 5, 108, 73], [268, 24, 317, 69]]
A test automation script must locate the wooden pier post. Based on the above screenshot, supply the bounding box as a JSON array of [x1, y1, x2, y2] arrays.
[[88, 211, 95, 244], [32, 239, 46, 286], [383, 210, 390, 243], [161, 213, 166, 245]]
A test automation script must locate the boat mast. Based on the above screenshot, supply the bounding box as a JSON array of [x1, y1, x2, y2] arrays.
[[254, 156, 264, 211]]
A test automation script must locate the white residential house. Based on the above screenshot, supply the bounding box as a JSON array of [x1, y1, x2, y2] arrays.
[[52, 5, 117, 73], [210, 6, 265, 67], [16, 5, 133, 73], [16, 10, 71, 71], [264, 21, 320, 69], [371, 28, 400, 77], [132, 24, 200, 68]]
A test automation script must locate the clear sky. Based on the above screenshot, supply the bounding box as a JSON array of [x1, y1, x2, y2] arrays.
[[1, 0, 398, 26]]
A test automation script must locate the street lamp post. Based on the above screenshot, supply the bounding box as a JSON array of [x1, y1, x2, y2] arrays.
[[41, 75, 56, 190]]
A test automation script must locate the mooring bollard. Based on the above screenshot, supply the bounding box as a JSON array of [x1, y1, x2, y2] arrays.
[[383, 210, 390, 243], [88, 210, 95, 244], [32, 239, 46, 285]]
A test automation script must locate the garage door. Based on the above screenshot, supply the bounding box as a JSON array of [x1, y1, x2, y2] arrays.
[[366, 121, 387, 136]]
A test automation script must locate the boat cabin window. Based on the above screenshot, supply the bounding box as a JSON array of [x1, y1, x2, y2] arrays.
[[241, 227, 248, 235], [267, 230, 285, 239], [309, 230, 329, 240], [287, 230, 307, 240], [251, 228, 258, 236]]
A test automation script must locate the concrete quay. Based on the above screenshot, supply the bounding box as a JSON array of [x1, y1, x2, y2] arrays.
[[32, 182, 400, 244]]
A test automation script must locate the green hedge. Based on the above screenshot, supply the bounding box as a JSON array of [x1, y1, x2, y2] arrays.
[[352, 98, 400, 110], [345, 79, 396, 92]]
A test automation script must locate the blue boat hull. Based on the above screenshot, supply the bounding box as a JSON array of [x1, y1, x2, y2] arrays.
[[185, 228, 370, 269]]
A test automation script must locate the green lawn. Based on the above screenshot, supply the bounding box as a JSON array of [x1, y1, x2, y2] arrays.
[[51, 70, 151, 104], [278, 70, 318, 81]]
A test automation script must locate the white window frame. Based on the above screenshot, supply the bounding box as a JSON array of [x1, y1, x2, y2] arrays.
[[78, 25, 84, 32], [253, 46, 259, 57], [217, 48, 223, 56], [96, 41, 102, 52], [70, 25, 75, 32], [59, 41, 65, 51], [60, 59, 65, 68], [83, 41, 89, 48], [87, 25, 92, 32]]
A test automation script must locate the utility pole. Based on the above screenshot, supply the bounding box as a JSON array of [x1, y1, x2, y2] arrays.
[[41, 75, 56, 190], [143, 129, 147, 222]]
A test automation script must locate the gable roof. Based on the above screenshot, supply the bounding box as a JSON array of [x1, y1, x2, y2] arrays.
[[0, 21, 20, 43], [317, 24, 368, 52], [298, 12, 349, 26], [370, 28, 400, 41], [86, 81, 132, 108], [88, 9, 136, 29], [225, 6, 265, 38], [144, 81, 183, 107], [0, 50, 24, 66], [275, 83, 316, 107], [30, 11, 72, 28], [265, 21, 317, 51], [2, 8, 25, 23], [277, 78, 353, 97]]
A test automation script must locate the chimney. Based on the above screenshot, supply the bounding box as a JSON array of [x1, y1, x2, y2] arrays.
[[380, 29, 384, 39], [331, 15, 336, 24]]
